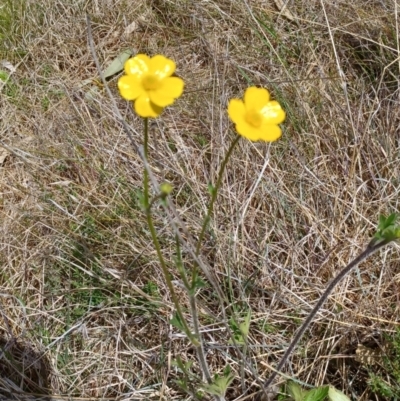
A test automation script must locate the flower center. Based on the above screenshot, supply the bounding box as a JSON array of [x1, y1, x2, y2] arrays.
[[142, 74, 161, 90], [245, 108, 263, 127]]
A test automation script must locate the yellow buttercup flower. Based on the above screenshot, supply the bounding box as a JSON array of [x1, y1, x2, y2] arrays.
[[118, 54, 184, 118], [228, 87, 285, 141]]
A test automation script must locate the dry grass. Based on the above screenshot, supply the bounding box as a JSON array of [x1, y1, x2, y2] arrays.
[[1, 0, 400, 400]]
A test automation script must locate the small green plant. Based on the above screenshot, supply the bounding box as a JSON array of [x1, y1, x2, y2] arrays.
[[285, 382, 350, 401], [202, 366, 235, 399], [260, 214, 400, 395], [0, 69, 18, 98], [111, 50, 286, 399], [86, 18, 400, 398], [367, 328, 400, 399]]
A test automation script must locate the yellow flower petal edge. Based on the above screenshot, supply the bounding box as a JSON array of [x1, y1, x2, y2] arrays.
[[124, 55, 149, 76], [118, 54, 184, 118], [228, 86, 285, 142], [149, 55, 176, 78], [135, 95, 164, 118], [244, 87, 270, 110], [118, 75, 145, 100], [228, 99, 246, 125]]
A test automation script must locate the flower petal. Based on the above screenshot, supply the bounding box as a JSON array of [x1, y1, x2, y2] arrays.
[[149, 55, 176, 79], [258, 123, 282, 142], [135, 95, 163, 118], [160, 76, 184, 98], [149, 91, 174, 107], [119, 54, 184, 117], [260, 101, 286, 125], [118, 75, 144, 100], [124, 54, 150, 76], [150, 76, 184, 107], [228, 99, 246, 125], [235, 121, 263, 141], [244, 87, 270, 110]]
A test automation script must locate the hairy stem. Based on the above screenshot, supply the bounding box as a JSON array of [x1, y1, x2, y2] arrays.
[[175, 236, 212, 383], [142, 118, 195, 344], [263, 238, 393, 389], [195, 134, 241, 256]]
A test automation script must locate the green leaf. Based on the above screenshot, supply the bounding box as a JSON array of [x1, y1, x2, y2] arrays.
[[378, 214, 387, 231], [176, 379, 188, 391], [193, 276, 206, 290], [202, 370, 234, 397], [228, 333, 245, 345], [304, 386, 329, 401], [223, 364, 231, 376], [382, 226, 400, 241], [171, 356, 193, 373], [373, 213, 400, 243], [0, 70, 10, 82], [287, 381, 305, 401], [171, 356, 185, 371], [328, 386, 351, 401], [102, 49, 132, 79], [170, 312, 185, 332], [239, 309, 252, 339], [385, 213, 398, 227], [136, 190, 145, 209], [228, 310, 251, 345]]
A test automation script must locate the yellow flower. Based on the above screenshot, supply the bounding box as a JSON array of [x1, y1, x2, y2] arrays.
[[118, 54, 184, 118], [228, 87, 285, 141]]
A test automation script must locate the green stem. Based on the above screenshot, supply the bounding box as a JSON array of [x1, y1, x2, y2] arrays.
[[187, 133, 240, 384], [175, 236, 212, 384], [142, 118, 196, 344], [196, 134, 241, 256]]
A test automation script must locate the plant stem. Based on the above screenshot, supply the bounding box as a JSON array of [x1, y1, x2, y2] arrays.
[[188, 133, 240, 383], [262, 238, 393, 390], [175, 236, 212, 383], [195, 134, 241, 256], [190, 292, 212, 383], [142, 118, 196, 344], [185, 133, 241, 384]]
